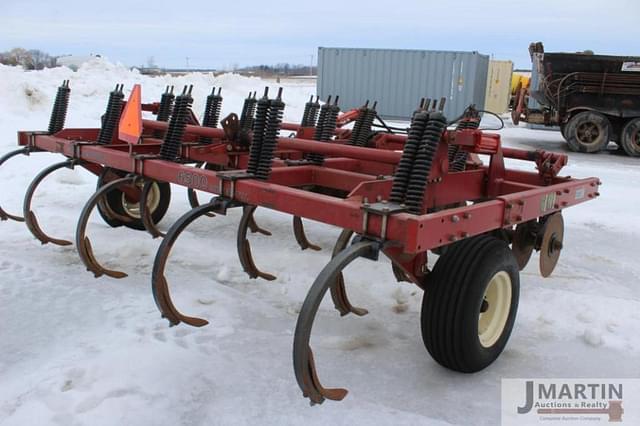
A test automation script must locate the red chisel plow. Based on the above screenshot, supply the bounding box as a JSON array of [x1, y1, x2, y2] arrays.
[[0, 81, 601, 404]]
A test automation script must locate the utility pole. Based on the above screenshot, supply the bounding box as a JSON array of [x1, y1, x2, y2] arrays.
[[309, 54, 314, 77], [186, 56, 190, 69]]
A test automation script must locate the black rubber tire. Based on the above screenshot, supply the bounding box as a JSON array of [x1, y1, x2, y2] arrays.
[[96, 168, 125, 228], [421, 235, 520, 373], [96, 168, 171, 230], [621, 118, 640, 157], [564, 111, 610, 153], [559, 122, 567, 139]]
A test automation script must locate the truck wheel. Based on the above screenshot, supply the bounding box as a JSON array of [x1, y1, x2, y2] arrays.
[[621, 118, 640, 157], [421, 235, 520, 373], [96, 168, 171, 230], [564, 111, 610, 153], [559, 122, 568, 139]]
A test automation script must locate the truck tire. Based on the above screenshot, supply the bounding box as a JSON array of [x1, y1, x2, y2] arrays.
[[96, 168, 171, 230], [559, 122, 567, 139], [421, 235, 520, 373], [564, 111, 610, 153], [621, 118, 640, 157]]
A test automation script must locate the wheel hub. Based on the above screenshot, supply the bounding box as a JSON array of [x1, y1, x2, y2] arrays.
[[576, 122, 600, 144], [121, 181, 160, 219], [478, 271, 512, 348]]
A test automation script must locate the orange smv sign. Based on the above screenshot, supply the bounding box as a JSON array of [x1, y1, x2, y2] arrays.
[[118, 84, 143, 144]]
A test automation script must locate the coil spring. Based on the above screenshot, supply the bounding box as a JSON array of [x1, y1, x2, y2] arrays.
[[255, 91, 284, 180], [301, 95, 320, 127], [240, 92, 258, 133], [404, 113, 447, 215], [159, 85, 194, 161], [307, 97, 339, 165], [448, 107, 480, 172], [348, 101, 377, 147], [97, 84, 125, 145], [319, 103, 340, 163], [409, 98, 427, 124], [157, 86, 175, 122], [153, 86, 175, 139], [199, 87, 223, 144], [306, 99, 330, 165], [247, 89, 271, 175], [389, 110, 429, 203], [47, 80, 71, 134], [323, 104, 340, 138]]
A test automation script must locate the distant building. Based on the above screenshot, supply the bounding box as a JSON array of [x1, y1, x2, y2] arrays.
[[56, 54, 101, 71]]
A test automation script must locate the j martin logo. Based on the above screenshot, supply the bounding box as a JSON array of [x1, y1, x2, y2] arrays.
[[502, 379, 640, 425], [518, 380, 623, 420]]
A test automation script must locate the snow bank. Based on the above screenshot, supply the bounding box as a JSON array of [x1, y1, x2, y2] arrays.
[[0, 58, 314, 137]]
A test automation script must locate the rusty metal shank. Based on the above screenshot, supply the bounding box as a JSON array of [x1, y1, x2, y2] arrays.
[[247, 213, 271, 236], [292, 216, 321, 251], [140, 180, 165, 239], [293, 239, 378, 405], [187, 163, 215, 218], [151, 200, 220, 327], [189, 185, 271, 235], [329, 229, 368, 316], [96, 168, 135, 225], [75, 175, 138, 278], [237, 205, 276, 281], [0, 147, 30, 222], [187, 187, 215, 217], [23, 159, 75, 245]]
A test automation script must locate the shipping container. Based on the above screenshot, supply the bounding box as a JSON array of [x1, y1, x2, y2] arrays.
[[484, 60, 513, 114], [317, 47, 490, 120]]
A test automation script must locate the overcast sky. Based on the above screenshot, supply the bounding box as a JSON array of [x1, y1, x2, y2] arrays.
[[2, 0, 638, 70]]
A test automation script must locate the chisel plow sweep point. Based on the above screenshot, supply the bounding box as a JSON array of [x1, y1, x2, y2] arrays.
[[151, 199, 222, 327], [237, 205, 277, 281], [329, 229, 369, 317], [292, 216, 321, 251], [293, 239, 380, 404], [76, 175, 140, 278], [23, 159, 77, 246]]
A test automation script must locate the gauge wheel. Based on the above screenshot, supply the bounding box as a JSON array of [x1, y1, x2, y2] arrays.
[[96, 168, 171, 230], [421, 235, 520, 372]]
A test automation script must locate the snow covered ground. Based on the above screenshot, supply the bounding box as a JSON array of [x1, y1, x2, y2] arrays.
[[0, 60, 639, 425]]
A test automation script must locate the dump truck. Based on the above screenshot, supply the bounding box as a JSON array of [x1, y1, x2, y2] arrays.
[[512, 42, 640, 156]]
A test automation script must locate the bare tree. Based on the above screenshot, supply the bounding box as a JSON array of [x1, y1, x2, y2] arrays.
[[0, 47, 55, 69]]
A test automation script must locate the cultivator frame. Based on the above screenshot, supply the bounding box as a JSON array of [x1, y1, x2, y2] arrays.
[[1, 82, 601, 405]]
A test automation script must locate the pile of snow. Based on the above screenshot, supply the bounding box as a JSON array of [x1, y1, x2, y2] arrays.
[[0, 58, 314, 136], [0, 59, 639, 425]]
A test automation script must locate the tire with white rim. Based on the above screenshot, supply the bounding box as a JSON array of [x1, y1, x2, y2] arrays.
[[96, 167, 171, 231], [421, 235, 520, 373]]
